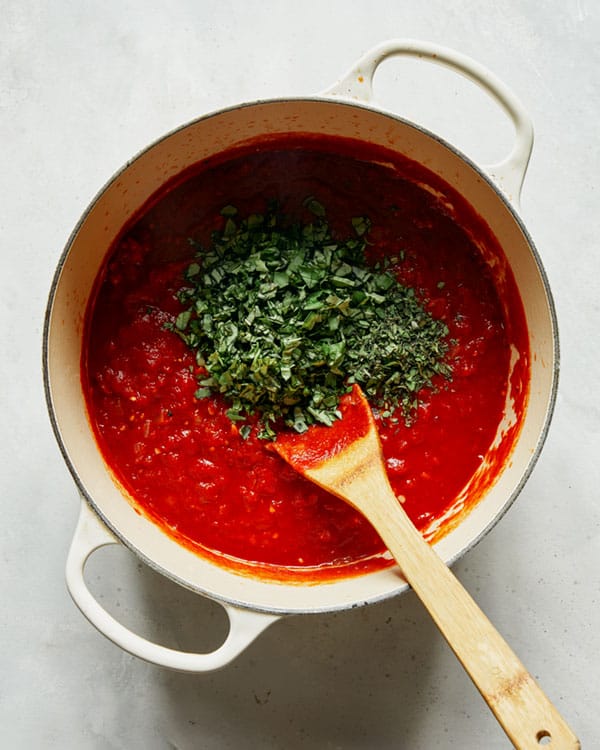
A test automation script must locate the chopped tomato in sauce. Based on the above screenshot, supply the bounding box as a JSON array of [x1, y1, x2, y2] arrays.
[[82, 135, 529, 580]]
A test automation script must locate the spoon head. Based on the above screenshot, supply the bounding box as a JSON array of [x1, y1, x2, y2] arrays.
[[270, 384, 376, 473], [270, 384, 398, 525]]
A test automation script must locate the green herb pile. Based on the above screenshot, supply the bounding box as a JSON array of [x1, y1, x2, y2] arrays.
[[172, 200, 451, 439]]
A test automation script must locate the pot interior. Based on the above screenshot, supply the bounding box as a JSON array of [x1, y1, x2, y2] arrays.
[[45, 98, 557, 614]]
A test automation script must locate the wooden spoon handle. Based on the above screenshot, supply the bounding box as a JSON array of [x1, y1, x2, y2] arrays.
[[275, 387, 579, 748], [367, 490, 579, 750]]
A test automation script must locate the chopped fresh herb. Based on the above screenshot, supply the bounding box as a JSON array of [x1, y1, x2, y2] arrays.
[[303, 195, 326, 217], [171, 201, 451, 437], [175, 310, 192, 331]]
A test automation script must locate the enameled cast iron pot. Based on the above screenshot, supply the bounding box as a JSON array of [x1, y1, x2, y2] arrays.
[[44, 40, 558, 671]]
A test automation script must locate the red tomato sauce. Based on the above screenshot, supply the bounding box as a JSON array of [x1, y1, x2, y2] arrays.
[[82, 134, 529, 580]]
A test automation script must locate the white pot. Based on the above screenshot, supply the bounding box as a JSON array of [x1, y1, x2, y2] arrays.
[[43, 40, 558, 672]]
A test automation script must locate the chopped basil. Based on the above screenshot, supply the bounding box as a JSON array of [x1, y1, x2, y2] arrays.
[[171, 202, 451, 437]]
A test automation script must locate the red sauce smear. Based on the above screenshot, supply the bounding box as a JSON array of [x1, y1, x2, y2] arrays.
[[82, 134, 529, 581], [272, 386, 373, 472]]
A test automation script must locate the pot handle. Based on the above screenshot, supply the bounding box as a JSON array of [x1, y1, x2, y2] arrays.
[[323, 39, 533, 206], [65, 500, 279, 672]]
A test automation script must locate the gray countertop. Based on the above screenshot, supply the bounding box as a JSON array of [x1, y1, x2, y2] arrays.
[[2, 1, 598, 747]]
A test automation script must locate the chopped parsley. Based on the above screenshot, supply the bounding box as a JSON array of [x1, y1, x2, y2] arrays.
[[171, 200, 451, 439]]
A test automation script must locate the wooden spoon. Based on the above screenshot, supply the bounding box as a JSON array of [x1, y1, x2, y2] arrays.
[[272, 385, 579, 750]]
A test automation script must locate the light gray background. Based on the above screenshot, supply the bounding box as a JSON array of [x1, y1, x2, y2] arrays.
[[2, 1, 598, 748]]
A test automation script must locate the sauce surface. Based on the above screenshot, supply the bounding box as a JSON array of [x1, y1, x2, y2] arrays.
[[83, 135, 529, 580]]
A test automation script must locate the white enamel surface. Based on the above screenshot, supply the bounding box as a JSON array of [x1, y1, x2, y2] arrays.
[[4, 3, 598, 747], [66, 502, 279, 672], [323, 38, 534, 203]]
